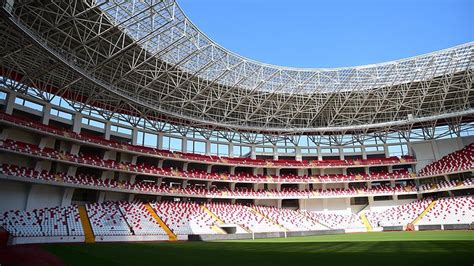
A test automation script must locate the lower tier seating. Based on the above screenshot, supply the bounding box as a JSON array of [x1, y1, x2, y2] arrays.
[[0, 206, 83, 237], [253, 206, 328, 231], [418, 196, 474, 225], [365, 199, 433, 227], [117, 201, 167, 236], [205, 202, 284, 233], [302, 212, 365, 230], [86, 202, 132, 236], [151, 201, 216, 235], [1, 196, 472, 239]]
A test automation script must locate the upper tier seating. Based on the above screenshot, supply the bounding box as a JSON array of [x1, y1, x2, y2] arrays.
[[418, 196, 474, 225], [86, 202, 132, 236], [151, 201, 216, 235], [365, 199, 432, 227], [253, 206, 328, 231], [418, 144, 474, 176], [0, 111, 414, 167], [302, 212, 365, 230], [0, 206, 83, 237], [419, 178, 474, 192], [0, 164, 427, 199], [117, 201, 167, 236], [205, 202, 284, 233]]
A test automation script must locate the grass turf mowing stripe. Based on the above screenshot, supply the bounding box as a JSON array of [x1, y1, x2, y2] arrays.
[[43, 231, 474, 266]]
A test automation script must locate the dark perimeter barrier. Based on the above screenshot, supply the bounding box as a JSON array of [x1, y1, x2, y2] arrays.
[[188, 229, 344, 241]]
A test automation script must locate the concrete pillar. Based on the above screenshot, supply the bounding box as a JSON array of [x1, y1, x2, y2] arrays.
[[250, 145, 257, 159], [101, 171, 113, 181], [0, 128, 10, 141], [252, 168, 258, 175], [182, 137, 187, 153], [68, 144, 80, 156], [183, 162, 189, 172], [228, 143, 234, 158], [34, 160, 51, 172], [388, 165, 393, 173], [295, 147, 302, 161], [205, 140, 211, 155], [4, 90, 16, 115], [67, 166, 77, 177], [131, 128, 139, 145], [129, 175, 136, 184], [317, 146, 322, 161], [42, 103, 52, 125], [128, 194, 135, 202], [72, 113, 82, 134], [130, 155, 138, 165], [156, 177, 163, 187], [38, 136, 54, 150], [230, 183, 236, 191], [229, 166, 236, 175], [253, 183, 259, 192], [368, 196, 374, 205], [61, 188, 75, 207], [104, 121, 112, 140], [97, 191, 106, 203], [275, 168, 280, 176], [339, 147, 344, 160], [277, 199, 282, 208], [156, 195, 162, 202], [362, 146, 367, 160], [207, 165, 212, 173], [103, 150, 116, 161], [182, 180, 188, 189], [273, 146, 278, 160], [157, 159, 164, 168], [158, 132, 164, 149]]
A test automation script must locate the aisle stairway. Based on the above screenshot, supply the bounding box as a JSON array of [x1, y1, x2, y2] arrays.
[[144, 203, 177, 241], [249, 206, 288, 232], [411, 200, 437, 225], [360, 213, 373, 232], [200, 205, 226, 234], [78, 206, 95, 243]]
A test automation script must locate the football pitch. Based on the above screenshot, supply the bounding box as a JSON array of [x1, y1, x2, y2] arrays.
[[44, 231, 474, 266]]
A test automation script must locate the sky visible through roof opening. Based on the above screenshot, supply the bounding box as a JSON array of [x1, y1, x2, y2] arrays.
[[178, 0, 474, 68]]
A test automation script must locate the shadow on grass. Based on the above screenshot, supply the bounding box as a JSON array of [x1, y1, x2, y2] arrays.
[[44, 240, 474, 266]]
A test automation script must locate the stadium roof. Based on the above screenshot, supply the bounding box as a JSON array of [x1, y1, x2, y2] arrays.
[[0, 0, 473, 134]]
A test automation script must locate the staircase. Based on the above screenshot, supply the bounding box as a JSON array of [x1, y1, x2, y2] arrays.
[[144, 203, 177, 241], [360, 213, 373, 232], [249, 206, 288, 232], [78, 205, 95, 243], [200, 205, 226, 234], [411, 200, 437, 225]]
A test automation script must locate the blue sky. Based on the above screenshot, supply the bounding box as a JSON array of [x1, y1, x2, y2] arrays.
[[178, 0, 474, 68]]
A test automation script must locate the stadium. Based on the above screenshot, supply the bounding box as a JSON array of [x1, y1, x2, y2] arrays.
[[0, 0, 472, 265]]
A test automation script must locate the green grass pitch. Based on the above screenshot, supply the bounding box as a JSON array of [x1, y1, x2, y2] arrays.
[[45, 231, 474, 266]]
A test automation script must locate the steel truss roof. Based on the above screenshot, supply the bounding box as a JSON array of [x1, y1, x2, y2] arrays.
[[0, 0, 473, 135]]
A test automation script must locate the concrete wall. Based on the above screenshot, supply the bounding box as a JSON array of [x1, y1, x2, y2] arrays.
[[0, 180, 29, 212], [25, 184, 63, 211]]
